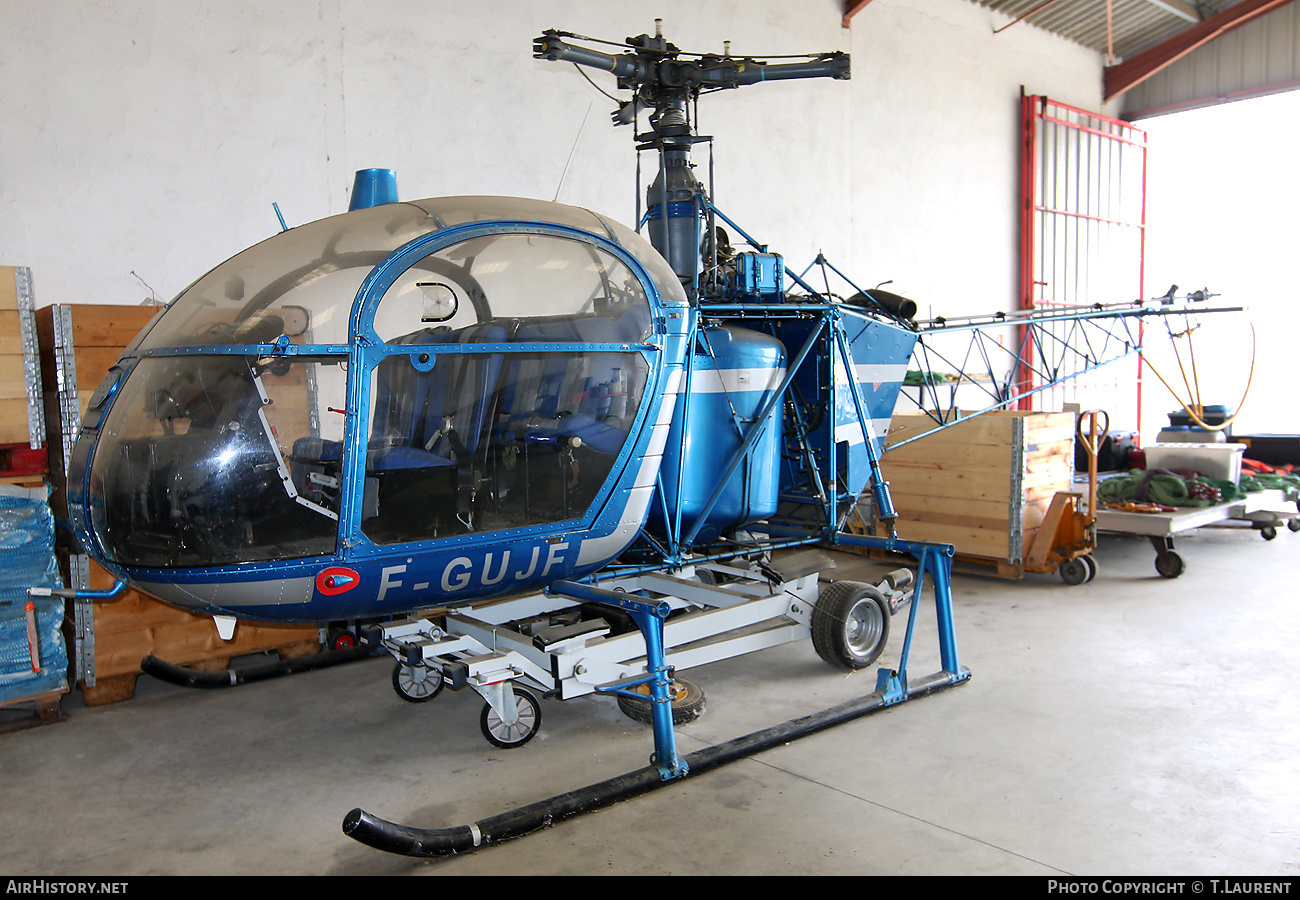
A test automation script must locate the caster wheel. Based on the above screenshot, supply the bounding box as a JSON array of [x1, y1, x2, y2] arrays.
[[1059, 558, 1090, 586], [1261, 525, 1278, 541], [392, 661, 443, 703], [1082, 555, 1098, 582], [1289, 518, 1300, 533], [1155, 551, 1185, 579], [481, 687, 542, 748], [616, 677, 707, 726]]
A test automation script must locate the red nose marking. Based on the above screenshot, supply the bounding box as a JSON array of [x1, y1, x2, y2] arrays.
[[316, 567, 360, 596]]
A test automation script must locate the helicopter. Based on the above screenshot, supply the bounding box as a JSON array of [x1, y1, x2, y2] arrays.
[[37, 22, 1250, 858], [64, 192, 694, 625], [60, 22, 922, 633], [44, 25, 980, 852]]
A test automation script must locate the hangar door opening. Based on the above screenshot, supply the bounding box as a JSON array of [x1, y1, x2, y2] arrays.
[[1140, 90, 1300, 440], [1018, 94, 1148, 435]]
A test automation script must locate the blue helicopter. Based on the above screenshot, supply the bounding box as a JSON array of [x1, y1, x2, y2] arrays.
[[51, 26, 972, 849], [63, 24, 925, 628], [67, 193, 691, 623]]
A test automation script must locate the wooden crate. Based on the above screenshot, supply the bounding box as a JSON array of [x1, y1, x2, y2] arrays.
[[69, 555, 320, 706], [878, 411, 1077, 570], [35, 303, 162, 519], [0, 266, 46, 447], [35, 303, 321, 704]]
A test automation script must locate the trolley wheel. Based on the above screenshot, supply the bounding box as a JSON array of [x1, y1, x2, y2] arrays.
[[1059, 558, 1090, 586], [1261, 525, 1278, 541], [616, 677, 706, 726], [1289, 518, 1300, 533], [328, 628, 357, 651], [480, 687, 542, 749], [1082, 555, 1098, 582], [811, 581, 891, 670], [1155, 551, 1185, 579], [391, 661, 444, 703]]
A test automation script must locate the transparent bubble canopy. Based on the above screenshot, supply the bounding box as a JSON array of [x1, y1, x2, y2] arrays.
[[136, 196, 684, 352], [87, 196, 682, 570]]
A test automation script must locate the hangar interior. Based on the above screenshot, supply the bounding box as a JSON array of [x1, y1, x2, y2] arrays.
[[2, 0, 1299, 877]]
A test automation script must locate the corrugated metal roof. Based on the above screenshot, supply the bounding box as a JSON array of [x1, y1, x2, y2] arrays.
[[972, 0, 1237, 61], [1120, 0, 1300, 116]]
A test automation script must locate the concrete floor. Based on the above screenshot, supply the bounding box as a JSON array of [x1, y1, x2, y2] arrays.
[[3, 525, 1299, 877]]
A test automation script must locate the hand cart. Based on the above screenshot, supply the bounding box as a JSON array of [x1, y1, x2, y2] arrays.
[[1094, 487, 1300, 577]]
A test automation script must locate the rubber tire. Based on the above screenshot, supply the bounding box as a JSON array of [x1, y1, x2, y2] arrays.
[[616, 677, 707, 726], [1060, 558, 1090, 586], [1261, 525, 1278, 541], [392, 661, 444, 703], [480, 687, 542, 749], [1288, 518, 1300, 533], [811, 581, 891, 670], [1082, 555, 1098, 582], [1155, 551, 1185, 579]]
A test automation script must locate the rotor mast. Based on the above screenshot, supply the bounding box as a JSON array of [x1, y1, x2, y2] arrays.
[[533, 21, 850, 298]]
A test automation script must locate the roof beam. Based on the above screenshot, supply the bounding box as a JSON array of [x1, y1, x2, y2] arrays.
[[1141, 0, 1204, 24], [1104, 0, 1297, 100], [842, 0, 876, 29]]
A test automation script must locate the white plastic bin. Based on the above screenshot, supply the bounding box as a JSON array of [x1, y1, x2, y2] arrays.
[[1144, 443, 1247, 483]]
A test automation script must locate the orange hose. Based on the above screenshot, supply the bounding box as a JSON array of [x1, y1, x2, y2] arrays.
[[1142, 322, 1256, 432]]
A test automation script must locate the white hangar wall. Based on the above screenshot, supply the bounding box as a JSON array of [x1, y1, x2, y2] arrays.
[[0, 0, 1107, 320], [845, 0, 1111, 317]]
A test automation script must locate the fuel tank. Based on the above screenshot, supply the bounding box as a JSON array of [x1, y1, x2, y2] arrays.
[[649, 324, 786, 544]]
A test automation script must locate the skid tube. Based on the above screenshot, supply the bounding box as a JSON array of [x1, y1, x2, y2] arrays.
[[342, 536, 969, 858]]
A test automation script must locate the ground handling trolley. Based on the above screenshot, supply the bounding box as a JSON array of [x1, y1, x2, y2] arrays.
[[345, 533, 969, 857]]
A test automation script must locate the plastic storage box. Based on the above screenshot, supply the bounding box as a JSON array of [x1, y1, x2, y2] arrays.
[[1144, 443, 1247, 483]]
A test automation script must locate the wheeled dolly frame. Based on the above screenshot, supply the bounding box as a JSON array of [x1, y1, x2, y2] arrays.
[[344, 532, 969, 856]]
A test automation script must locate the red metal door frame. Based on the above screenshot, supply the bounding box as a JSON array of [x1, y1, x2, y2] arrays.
[[1018, 94, 1148, 434]]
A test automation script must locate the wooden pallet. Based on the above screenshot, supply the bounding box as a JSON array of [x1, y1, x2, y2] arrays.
[[0, 689, 68, 734], [853, 541, 1057, 581]]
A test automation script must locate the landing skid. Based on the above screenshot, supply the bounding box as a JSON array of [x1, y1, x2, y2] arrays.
[[346, 535, 969, 857], [343, 667, 966, 856]]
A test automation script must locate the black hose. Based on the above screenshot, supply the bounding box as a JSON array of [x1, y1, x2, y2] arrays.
[[846, 289, 918, 323], [140, 643, 381, 689], [342, 668, 968, 857]]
